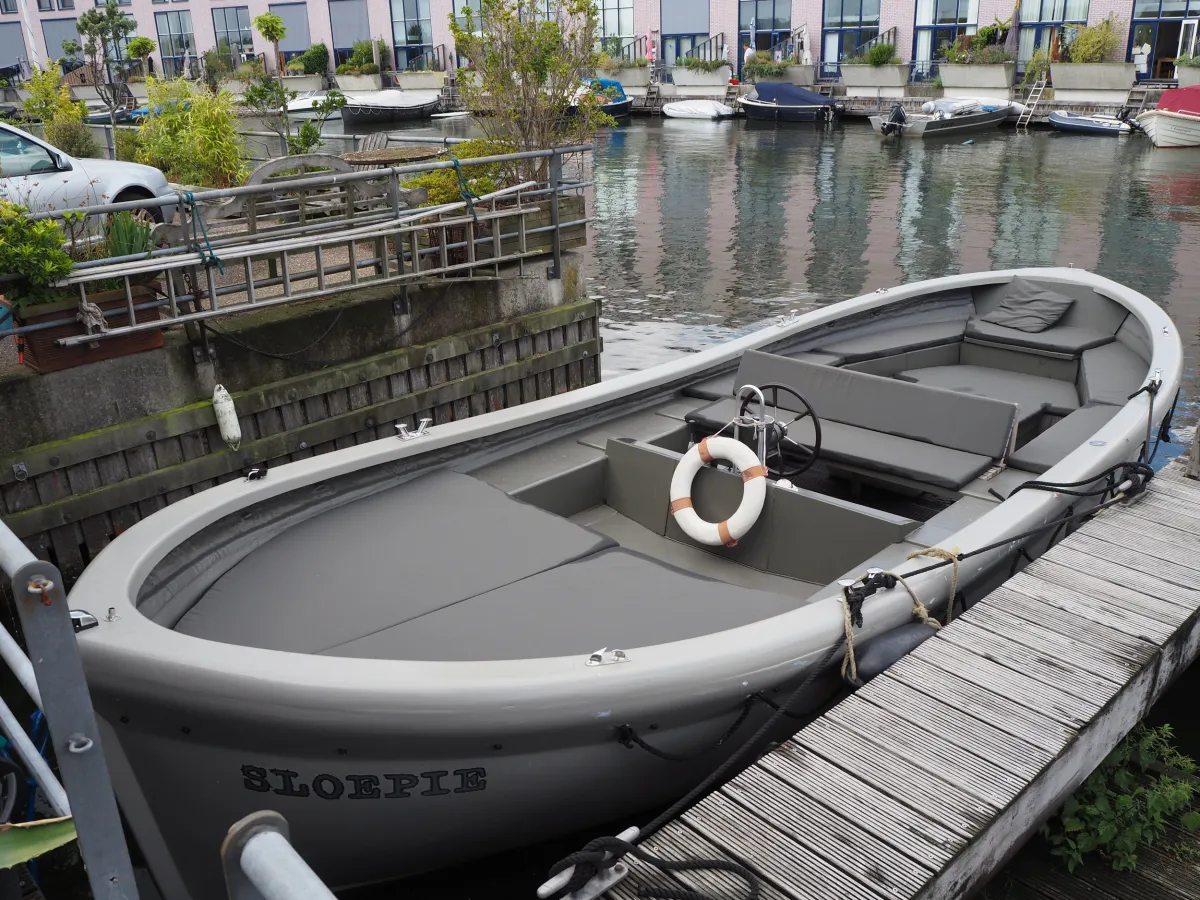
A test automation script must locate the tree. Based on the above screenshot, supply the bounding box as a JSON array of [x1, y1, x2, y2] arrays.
[[449, 0, 614, 180], [62, 1, 138, 127], [252, 12, 287, 80], [126, 36, 156, 78]]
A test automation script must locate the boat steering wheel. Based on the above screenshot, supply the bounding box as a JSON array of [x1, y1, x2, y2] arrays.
[[738, 383, 822, 479]]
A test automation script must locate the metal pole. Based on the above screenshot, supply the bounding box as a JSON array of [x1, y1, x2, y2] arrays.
[[9, 559, 139, 900], [0, 692, 68, 816], [104, 126, 116, 161], [223, 812, 337, 900], [548, 152, 563, 280]]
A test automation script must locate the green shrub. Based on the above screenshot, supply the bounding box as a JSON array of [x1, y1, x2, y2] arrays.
[[1178, 53, 1200, 67], [348, 38, 375, 68], [201, 48, 235, 88], [1065, 16, 1120, 64], [866, 42, 899, 67], [1023, 46, 1051, 85], [0, 200, 73, 309], [44, 117, 99, 158], [103, 209, 154, 259], [400, 139, 512, 206], [360, 63, 380, 75], [296, 42, 330, 75], [136, 77, 247, 188], [744, 51, 787, 80], [233, 59, 265, 81], [22, 64, 80, 123], [972, 45, 1014, 64], [114, 126, 141, 162], [286, 59, 306, 74], [679, 56, 726, 73]]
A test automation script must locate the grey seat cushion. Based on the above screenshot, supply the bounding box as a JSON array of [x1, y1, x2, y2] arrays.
[[978, 277, 1074, 332], [686, 398, 993, 490], [965, 319, 1115, 356], [1009, 406, 1122, 474], [318, 548, 805, 661], [1080, 341, 1149, 406], [816, 320, 967, 363], [175, 470, 615, 653], [900, 365, 1080, 425]]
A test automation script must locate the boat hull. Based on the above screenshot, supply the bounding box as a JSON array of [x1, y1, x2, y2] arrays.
[[341, 98, 440, 126], [740, 98, 834, 122], [662, 100, 735, 118], [1138, 109, 1200, 147], [1048, 110, 1131, 135], [869, 106, 1009, 138], [602, 98, 633, 118]]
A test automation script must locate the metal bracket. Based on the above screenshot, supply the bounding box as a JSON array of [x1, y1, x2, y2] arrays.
[[191, 344, 217, 364], [586, 647, 630, 667], [777, 309, 800, 326], [537, 826, 639, 900], [70, 610, 99, 633], [11, 463, 27, 483], [396, 418, 432, 441]]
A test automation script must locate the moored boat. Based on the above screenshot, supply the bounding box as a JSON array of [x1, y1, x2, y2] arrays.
[[340, 90, 441, 127], [69, 269, 1179, 900], [574, 77, 633, 119], [1138, 85, 1200, 148], [1048, 109, 1135, 135], [871, 98, 1011, 138], [739, 82, 841, 122], [286, 91, 343, 120], [662, 99, 736, 119]]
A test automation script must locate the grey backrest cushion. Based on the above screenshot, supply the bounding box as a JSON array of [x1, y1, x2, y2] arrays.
[[979, 277, 1074, 333], [734, 351, 1016, 459], [973, 279, 1130, 334]]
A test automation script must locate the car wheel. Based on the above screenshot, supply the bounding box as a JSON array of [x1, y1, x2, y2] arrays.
[[113, 189, 163, 224]]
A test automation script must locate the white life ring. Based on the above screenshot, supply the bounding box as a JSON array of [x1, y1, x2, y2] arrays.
[[669, 436, 768, 547]]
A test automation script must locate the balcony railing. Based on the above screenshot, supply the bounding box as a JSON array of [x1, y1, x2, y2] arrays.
[[852, 26, 897, 58]]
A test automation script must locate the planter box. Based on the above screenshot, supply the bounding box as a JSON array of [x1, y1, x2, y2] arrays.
[[840, 63, 910, 98], [670, 65, 731, 97], [127, 81, 149, 101], [612, 67, 651, 88], [1050, 62, 1137, 104], [282, 74, 324, 92], [16, 286, 163, 374], [221, 79, 250, 95], [938, 63, 1014, 102], [71, 84, 101, 102], [785, 65, 815, 86], [335, 73, 384, 91], [390, 71, 445, 90], [1177, 66, 1200, 87]]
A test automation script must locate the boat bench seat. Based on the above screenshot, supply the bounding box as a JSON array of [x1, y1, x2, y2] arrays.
[[1008, 405, 1122, 474], [1079, 341, 1150, 406], [814, 320, 968, 363], [966, 277, 1129, 358], [899, 365, 1080, 427], [685, 351, 1017, 491], [964, 320, 1115, 356]]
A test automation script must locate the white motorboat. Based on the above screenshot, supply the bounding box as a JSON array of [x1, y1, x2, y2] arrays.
[[662, 99, 736, 119], [341, 90, 441, 127], [1138, 85, 1200, 148], [68, 269, 1179, 900], [285, 91, 342, 120]]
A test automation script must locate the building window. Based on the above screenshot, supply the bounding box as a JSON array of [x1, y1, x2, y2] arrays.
[[913, 0, 978, 76], [1130, 0, 1200, 80], [1016, 0, 1088, 73], [391, 0, 431, 69], [155, 10, 194, 77], [598, 0, 634, 40], [37, 0, 52, 10], [0, 0, 15, 13], [58, 0, 74, 9], [212, 6, 253, 63], [819, 0, 878, 76]]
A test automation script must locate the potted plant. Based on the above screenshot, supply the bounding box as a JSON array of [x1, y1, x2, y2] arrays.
[[840, 42, 909, 98], [2, 205, 163, 373], [743, 51, 787, 83], [125, 36, 156, 100], [1176, 53, 1200, 87], [221, 59, 266, 95], [937, 25, 1015, 100], [335, 39, 384, 90], [671, 56, 732, 94], [1050, 16, 1136, 103], [280, 42, 328, 91]]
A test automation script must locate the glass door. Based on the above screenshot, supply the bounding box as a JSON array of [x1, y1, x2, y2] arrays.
[[822, 31, 840, 77], [1179, 18, 1198, 58]]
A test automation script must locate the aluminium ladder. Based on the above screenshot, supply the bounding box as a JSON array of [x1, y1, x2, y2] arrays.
[[1017, 80, 1046, 129]]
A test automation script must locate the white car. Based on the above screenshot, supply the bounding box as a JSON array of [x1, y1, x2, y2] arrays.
[[0, 121, 176, 222]]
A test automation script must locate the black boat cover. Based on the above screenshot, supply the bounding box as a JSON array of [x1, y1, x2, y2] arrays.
[[751, 82, 833, 106]]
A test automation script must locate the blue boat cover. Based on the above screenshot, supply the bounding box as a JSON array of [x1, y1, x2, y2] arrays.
[[582, 77, 628, 102], [752, 82, 832, 106]]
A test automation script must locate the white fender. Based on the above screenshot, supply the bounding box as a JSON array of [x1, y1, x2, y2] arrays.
[[668, 436, 767, 547], [213, 384, 241, 452]]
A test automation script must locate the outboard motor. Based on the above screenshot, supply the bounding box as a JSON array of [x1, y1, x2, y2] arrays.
[[1116, 105, 1144, 132], [879, 103, 907, 136]]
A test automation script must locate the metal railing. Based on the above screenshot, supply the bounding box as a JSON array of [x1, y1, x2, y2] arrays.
[[0, 518, 138, 899], [222, 812, 337, 900], [407, 44, 446, 72], [689, 32, 726, 63], [12, 142, 592, 347], [852, 26, 897, 59], [617, 34, 647, 63]]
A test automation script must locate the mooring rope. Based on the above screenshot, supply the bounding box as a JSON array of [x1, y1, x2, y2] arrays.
[[181, 191, 223, 273]]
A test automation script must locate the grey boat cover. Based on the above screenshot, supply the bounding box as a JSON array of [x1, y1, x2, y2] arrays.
[[751, 83, 833, 106], [175, 471, 803, 660]]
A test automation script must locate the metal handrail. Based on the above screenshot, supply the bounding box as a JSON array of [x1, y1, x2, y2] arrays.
[[689, 32, 726, 63], [764, 26, 808, 63], [407, 44, 446, 72], [618, 35, 647, 62], [853, 26, 897, 58]]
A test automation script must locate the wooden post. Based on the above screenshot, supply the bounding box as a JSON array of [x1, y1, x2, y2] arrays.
[[1188, 414, 1200, 479]]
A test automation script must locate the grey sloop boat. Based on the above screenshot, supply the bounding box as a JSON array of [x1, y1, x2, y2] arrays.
[[69, 269, 1180, 899]]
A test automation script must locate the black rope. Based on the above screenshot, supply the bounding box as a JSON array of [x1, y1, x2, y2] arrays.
[[1005, 461, 1152, 501], [618, 700, 755, 763], [547, 837, 760, 900]]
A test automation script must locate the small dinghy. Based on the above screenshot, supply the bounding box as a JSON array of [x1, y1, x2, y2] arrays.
[[341, 90, 441, 127], [740, 82, 841, 122], [1049, 109, 1135, 136], [872, 98, 1012, 138], [70, 269, 1179, 899], [573, 77, 634, 119], [662, 99, 736, 119]]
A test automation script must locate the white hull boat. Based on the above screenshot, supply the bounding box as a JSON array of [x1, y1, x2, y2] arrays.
[[662, 99, 736, 119], [341, 89, 441, 126], [285, 91, 342, 120], [1138, 109, 1200, 147], [68, 269, 1180, 899]]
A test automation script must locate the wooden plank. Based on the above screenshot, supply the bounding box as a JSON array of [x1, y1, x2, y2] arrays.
[[759, 743, 964, 867], [1115, 494, 1200, 541], [720, 768, 935, 896], [1081, 512, 1200, 558], [447, 355, 471, 421], [1061, 532, 1200, 591], [636, 823, 794, 900], [823, 697, 1027, 806], [500, 340, 521, 409], [1029, 549, 1200, 613], [65, 462, 111, 560], [2, 339, 597, 538], [797, 718, 995, 835], [1001, 570, 1180, 644], [534, 330, 553, 399]]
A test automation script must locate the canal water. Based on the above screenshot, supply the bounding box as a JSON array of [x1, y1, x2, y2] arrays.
[[337, 116, 1200, 899]]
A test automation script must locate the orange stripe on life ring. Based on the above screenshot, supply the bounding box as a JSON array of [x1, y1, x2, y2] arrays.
[[669, 498, 693, 514], [697, 438, 713, 464], [718, 520, 737, 547], [741, 465, 768, 482]]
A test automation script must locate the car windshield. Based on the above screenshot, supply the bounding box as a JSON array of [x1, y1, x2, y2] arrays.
[[0, 130, 59, 178]]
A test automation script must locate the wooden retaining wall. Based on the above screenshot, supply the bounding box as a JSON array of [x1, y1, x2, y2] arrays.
[[0, 298, 600, 585]]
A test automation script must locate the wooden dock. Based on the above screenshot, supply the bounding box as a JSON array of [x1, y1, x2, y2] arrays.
[[607, 464, 1200, 900]]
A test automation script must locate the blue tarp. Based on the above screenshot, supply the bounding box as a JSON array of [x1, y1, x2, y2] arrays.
[[582, 77, 628, 102], [751, 82, 832, 106]]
